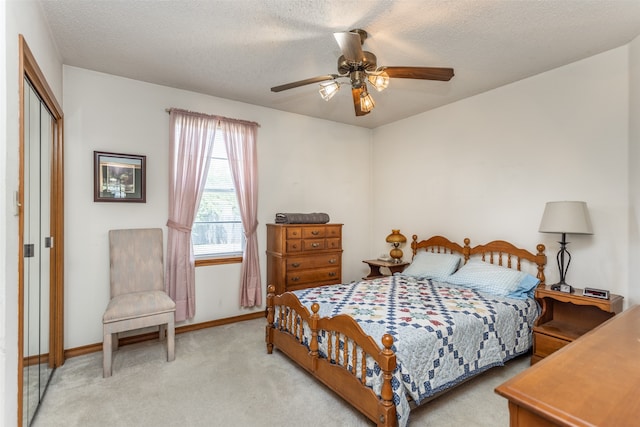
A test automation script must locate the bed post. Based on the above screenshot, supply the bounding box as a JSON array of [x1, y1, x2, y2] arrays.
[[309, 303, 320, 371], [377, 334, 397, 427], [535, 244, 546, 285], [462, 238, 471, 263], [265, 285, 275, 354], [411, 235, 418, 257]]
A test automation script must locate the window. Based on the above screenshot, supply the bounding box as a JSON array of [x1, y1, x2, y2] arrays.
[[192, 131, 243, 258]]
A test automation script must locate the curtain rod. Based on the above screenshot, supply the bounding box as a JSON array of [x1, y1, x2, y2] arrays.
[[165, 107, 260, 128]]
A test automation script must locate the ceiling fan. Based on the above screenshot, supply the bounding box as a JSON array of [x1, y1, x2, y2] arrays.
[[270, 29, 454, 117]]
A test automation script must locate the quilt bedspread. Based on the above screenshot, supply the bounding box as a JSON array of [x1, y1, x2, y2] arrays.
[[291, 275, 539, 426]]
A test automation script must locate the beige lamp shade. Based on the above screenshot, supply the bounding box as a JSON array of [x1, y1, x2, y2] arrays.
[[539, 201, 593, 235], [539, 201, 593, 289]]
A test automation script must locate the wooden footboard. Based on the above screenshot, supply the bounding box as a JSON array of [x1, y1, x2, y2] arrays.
[[265, 285, 397, 427]]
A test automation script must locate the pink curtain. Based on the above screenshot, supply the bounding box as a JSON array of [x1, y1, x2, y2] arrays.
[[166, 109, 217, 321], [221, 120, 262, 307]]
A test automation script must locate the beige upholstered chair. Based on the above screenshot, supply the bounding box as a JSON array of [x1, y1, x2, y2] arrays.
[[103, 228, 176, 378]]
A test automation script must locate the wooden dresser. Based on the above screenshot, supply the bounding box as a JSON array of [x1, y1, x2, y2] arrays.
[[496, 305, 640, 427], [266, 223, 342, 294]]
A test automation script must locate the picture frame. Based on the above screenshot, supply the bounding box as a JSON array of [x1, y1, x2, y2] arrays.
[[94, 151, 146, 202]]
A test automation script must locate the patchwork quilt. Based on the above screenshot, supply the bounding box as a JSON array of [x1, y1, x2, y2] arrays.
[[290, 275, 539, 427]]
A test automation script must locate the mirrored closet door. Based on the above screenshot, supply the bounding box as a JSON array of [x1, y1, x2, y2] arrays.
[[19, 35, 65, 427], [22, 77, 54, 425]]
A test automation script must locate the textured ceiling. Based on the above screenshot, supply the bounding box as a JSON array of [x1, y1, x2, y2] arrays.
[[39, 0, 640, 129]]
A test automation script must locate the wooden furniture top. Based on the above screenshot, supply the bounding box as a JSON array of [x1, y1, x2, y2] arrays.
[[496, 305, 640, 426], [362, 259, 410, 268], [535, 285, 624, 314]]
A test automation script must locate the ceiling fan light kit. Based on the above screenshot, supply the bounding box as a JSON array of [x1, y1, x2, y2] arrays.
[[271, 29, 454, 117]]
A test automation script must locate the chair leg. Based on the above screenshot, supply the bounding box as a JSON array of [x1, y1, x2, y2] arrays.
[[103, 331, 112, 378], [112, 332, 119, 351], [167, 319, 175, 362], [159, 324, 166, 341]]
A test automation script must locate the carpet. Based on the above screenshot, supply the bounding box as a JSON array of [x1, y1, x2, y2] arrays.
[[33, 318, 528, 426]]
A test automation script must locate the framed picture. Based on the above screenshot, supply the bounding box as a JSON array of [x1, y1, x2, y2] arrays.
[[94, 151, 146, 202]]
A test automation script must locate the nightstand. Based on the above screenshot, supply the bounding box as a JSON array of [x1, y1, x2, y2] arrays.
[[531, 285, 623, 364], [362, 259, 409, 279]]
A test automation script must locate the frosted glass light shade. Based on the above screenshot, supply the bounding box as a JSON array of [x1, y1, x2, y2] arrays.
[[319, 81, 340, 101], [367, 71, 389, 91], [360, 91, 375, 112]]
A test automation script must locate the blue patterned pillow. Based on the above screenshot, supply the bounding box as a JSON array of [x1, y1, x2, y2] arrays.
[[402, 251, 461, 281], [445, 260, 539, 299]]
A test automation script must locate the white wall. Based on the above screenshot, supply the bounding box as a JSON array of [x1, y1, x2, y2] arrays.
[[373, 46, 631, 301], [63, 66, 373, 348], [629, 35, 640, 305], [2, 1, 64, 425], [1, 3, 8, 422]]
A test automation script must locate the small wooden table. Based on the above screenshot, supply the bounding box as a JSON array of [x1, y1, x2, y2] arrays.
[[531, 285, 623, 364], [496, 305, 639, 427], [362, 259, 409, 279]]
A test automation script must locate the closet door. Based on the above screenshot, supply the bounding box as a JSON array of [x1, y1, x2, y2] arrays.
[[18, 35, 64, 427], [23, 77, 54, 426]]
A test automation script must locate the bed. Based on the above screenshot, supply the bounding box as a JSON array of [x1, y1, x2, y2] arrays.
[[265, 235, 546, 426]]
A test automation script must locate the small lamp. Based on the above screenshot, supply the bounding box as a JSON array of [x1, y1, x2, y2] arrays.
[[386, 229, 407, 264], [539, 201, 593, 292]]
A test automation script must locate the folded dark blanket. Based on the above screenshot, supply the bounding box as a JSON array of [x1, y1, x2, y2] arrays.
[[275, 212, 330, 224]]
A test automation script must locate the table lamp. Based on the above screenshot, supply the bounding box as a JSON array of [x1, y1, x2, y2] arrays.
[[539, 201, 593, 292], [386, 230, 407, 264]]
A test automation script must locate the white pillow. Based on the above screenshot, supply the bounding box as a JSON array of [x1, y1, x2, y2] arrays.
[[402, 251, 461, 281], [445, 260, 539, 299]]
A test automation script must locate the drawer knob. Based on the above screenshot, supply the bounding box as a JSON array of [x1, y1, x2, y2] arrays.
[[291, 277, 300, 282], [291, 262, 300, 268], [311, 230, 319, 235], [329, 259, 336, 264], [328, 272, 336, 277], [311, 243, 320, 248]]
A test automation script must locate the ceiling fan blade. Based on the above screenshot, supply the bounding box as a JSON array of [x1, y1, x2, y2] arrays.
[[271, 75, 338, 92], [382, 66, 454, 81], [334, 31, 366, 63], [351, 87, 369, 117]]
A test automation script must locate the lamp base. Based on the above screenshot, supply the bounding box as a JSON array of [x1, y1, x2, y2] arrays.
[[389, 247, 403, 263]]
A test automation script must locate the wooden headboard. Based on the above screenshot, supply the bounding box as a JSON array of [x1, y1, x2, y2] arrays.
[[411, 235, 546, 285]]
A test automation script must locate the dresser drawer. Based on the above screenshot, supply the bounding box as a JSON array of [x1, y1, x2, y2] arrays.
[[302, 226, 325, 238], [534, 333, 570, 358], [325, 225, 341, 238], [286, 254, 341, 271], [286, 240, 302, 252], [326, 238, 341, 250], [302, 239, 325, 251], [286, 267, 341, 286], [286, 227, 302, 239]]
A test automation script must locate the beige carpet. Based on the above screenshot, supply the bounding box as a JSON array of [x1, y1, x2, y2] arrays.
[[33, 318, 529, 426]]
